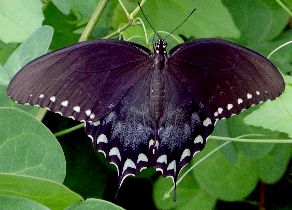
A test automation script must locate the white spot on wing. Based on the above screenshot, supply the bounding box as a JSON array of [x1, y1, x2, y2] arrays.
[[109, 147, 121, 161], [39, 94, 44, 98], [180, 149, 190, 162], [50, 96, 56, 102], [92, 121, 100, 126], [88, 134, 94, 142], [157, 155, 167, 164], [247, 93, 252, 99], [56, 111, 63, 116], [214, 112, 218, 117], [149, 139, 155, 148], [227, 104, 233, 110], [73, 106, 80, 113], [256, 91, 260, 95], [90, 113, 95, 119], [194, 135, 203, 144], [122, 159, 136, 174], [203, 117, 212, 127], [238, 98, 243, 104], [61, 100, 68, 107], [137, 153, 148, 163], [167, 160, 176, 173], [97, 134, 108, 144], [218, 107, 223, 114], [85, 109, 91, 116]]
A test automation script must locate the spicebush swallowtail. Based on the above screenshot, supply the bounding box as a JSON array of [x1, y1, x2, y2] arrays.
[[7, 38, 285, 196]]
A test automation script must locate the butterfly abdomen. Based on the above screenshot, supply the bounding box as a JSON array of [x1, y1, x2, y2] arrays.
[[150, 54, 167, 122]]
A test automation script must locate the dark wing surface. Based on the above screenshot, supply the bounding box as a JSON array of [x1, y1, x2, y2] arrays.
[[168, 38, 285, 121], [7, 40, 151, 122]]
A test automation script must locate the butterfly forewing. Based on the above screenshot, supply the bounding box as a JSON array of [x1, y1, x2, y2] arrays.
[[168, 39, 285, 120], [7, 40, 151, 122]]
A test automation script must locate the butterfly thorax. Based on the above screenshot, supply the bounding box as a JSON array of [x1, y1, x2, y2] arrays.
[[150, 39, 168, 138]]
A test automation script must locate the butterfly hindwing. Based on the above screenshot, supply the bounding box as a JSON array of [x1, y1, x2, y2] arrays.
[[168, 38, 285, 121], [86, 69, 155, 185], [7, 40, 151, 122], [156, 70, 215, 180]]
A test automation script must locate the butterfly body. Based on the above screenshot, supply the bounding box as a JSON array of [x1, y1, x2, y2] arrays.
[[7, 38, 285, 191]]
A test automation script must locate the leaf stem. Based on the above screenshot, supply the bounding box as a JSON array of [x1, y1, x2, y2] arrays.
[[54, 123, 84, 137]]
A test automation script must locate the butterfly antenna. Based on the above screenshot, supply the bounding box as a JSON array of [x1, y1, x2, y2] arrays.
[[138, 2, 161, 39], [164, 8, 196, 39]]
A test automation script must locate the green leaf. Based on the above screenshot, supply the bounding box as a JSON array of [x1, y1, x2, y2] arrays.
[[226, 114, 279, 160], [60, 132, 110, 199], [43, 2, 79, 49], [153, 173, 216, 210], [140, 0, 240, 38], [0, 64, 10, 86], [192, 141, 258, 201], [0, 173, 83, 210], [71, 0, 99, 26], [112, 0, 239, 41], [65, 198, 124, 210], [223, 0, 289, 44], [244, 78, 292, 138], [51, 0, 72, 15], [4, 26, 54, 79], [0, 85, 38, 115], [0, 107, 66, 183], [140, 0, 240, 39], [0, 195, 49, 210], [0, 0, 44, 43], [0, 41, 17, 64], [213, 120, 238, 163], [250, 30, 292, 75], [255, 144, 291, 184]]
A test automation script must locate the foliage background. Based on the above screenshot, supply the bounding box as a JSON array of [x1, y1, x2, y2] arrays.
[[0, 0, 292, 209]]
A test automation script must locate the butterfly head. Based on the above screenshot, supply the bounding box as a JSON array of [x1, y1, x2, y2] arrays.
[[155, 39, 167, 55]]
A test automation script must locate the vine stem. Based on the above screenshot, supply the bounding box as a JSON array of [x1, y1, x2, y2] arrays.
[[104, 0, 147, 39], [79, 0, 109, 42], [208, 135, 292, 143], [275, 0, 292, 16], [34, 0, 109, 121], [54, 123, 85, 137]]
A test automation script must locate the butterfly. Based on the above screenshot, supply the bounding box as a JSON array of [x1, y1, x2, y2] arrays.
[[7, 37, 285, 196]]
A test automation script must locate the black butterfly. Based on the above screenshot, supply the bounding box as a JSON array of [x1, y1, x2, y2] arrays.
[[7, 38, 285, 193]]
